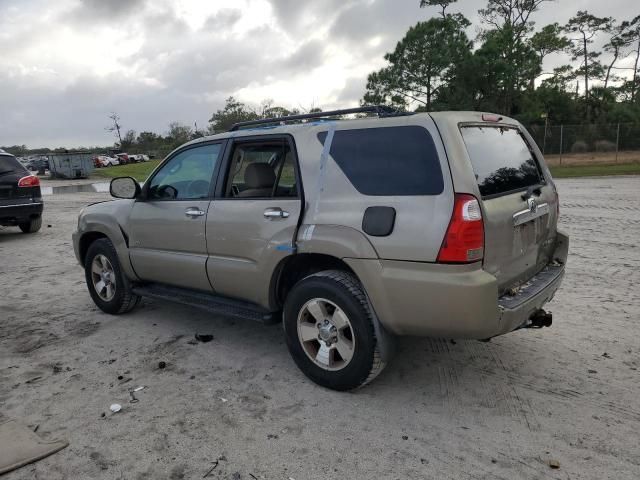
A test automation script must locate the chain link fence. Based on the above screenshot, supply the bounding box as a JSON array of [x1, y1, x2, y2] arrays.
[[523, 123, 640, 165]]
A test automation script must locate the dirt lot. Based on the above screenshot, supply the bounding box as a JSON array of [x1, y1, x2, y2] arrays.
[[1, 176, 639, 480]]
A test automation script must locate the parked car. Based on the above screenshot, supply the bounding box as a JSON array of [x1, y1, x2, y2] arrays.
[[25, 157, 49, 171], [72, 107, 568, 390], [115, 153, 130, 164], [94, 155, 120, 168], [0, 150, 43, 233], [126, 154, 150, 163]]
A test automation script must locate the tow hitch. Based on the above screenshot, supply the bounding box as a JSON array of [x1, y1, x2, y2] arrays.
[[527, 309, 553, 328]]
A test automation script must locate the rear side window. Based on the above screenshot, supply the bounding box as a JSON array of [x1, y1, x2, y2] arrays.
[[0, 155, 25, 175], [317, 126, 443, 196], [460, 126, 544, 198]]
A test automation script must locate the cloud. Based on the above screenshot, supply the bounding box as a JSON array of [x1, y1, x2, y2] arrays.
[[69, 0, 148, 23], [0, 0, 636, 147]]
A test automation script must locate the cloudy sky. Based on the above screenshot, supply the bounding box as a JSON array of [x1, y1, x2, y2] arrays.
[[0, 0, 636, 147]]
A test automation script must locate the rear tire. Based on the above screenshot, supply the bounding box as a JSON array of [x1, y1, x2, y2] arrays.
[[84, 238, 140, 314], [283, 270, 385, 391], [19, 216, 42, 233]]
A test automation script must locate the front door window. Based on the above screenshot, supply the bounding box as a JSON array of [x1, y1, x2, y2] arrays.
[[148, 144, 222, 200]]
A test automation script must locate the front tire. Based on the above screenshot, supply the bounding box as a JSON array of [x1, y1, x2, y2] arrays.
[[283, 270, 385, 391], [19, 216, 42, 233], [84, 238, 140, 314]]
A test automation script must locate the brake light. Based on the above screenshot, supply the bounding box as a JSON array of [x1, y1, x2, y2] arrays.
[[18, 175, 40, 187], [482, 114, 503, 122], [437, 194, 484, 263]]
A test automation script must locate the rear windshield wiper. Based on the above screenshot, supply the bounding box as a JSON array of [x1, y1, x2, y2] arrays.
[[521, 184, 542, 200], [0, 169, 15, 176]]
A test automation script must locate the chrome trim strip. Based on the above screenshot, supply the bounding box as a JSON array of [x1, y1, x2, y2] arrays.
[[0, 202, 44, 208], [513, 203, 549, 226]]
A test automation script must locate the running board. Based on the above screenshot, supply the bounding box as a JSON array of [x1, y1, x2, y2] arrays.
[[132, 284, 279, 324]]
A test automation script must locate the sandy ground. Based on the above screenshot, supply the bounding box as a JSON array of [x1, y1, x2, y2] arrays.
[[1, 176, 639, 480]]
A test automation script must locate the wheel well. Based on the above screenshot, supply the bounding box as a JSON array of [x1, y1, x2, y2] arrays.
[[271, 253, 356, 309], [78, 232, 107, 266]]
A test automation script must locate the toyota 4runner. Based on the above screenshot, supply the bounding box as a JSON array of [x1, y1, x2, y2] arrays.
[[73, 107, 568, 390]]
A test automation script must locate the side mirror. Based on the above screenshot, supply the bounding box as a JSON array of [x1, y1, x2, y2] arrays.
[[110, 177, 141, 199]]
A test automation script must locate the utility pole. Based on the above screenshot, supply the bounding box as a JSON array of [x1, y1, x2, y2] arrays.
[[615, 123, 620, 163], [559, 124, 564, 165]]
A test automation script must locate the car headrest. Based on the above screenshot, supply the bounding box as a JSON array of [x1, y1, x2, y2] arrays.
[[244, 163, 275, 189]]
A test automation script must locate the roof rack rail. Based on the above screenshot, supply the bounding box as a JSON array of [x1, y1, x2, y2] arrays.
[[228, 105, 411, 132]]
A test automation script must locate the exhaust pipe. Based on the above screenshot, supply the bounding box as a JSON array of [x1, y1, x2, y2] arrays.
[[527, 309, 552, 328]]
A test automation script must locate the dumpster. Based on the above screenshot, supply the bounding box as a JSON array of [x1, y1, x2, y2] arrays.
[[47, 152, 94, 179]]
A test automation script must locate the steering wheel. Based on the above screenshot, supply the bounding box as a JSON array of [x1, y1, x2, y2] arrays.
[[157, 184, 178, 199], [185, 180, 210, 198]]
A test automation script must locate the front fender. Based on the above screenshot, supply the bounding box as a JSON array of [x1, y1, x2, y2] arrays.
[[74, 200, 139, 281]]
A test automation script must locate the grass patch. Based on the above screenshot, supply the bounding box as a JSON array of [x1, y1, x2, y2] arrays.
[[92, 160, 161, 182], [550, 162, 640, 178]]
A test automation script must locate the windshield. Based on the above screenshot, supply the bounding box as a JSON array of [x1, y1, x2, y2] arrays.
[[460, 126, 544, 198]]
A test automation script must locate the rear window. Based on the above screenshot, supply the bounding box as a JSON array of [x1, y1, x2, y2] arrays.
[[0, 154, 25, 175], [460, 126, 544, 198], [317, 126, 443, 196]]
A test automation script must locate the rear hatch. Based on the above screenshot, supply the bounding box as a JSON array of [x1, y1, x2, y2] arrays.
[[0, 154, 41, 204], [459, 124, 558, 294]]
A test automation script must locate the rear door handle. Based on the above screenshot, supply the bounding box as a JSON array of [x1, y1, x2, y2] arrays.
[[185, 207, 205, 218], [264, 207, 290, 219]]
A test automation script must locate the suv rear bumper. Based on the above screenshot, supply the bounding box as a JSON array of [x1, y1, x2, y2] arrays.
[[0, 201, 43, 225], [346, 231, 568, 339]]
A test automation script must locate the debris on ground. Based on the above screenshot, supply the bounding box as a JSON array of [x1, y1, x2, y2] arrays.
[[203, 456, 227, 478], [158, 361, 167, 369], [109, 404, 122, 413], [548, 459, 560, 469], [588, 369, 597, 374], [602, 352, 612, 359], [195, 334, 214, 343]]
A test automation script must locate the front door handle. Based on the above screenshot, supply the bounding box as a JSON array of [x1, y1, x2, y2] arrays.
[[185, 207, 205, 218], [264, 207, 290, 219]]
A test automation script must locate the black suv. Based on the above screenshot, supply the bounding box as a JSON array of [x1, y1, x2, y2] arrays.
[[0, 150, 44, 233]]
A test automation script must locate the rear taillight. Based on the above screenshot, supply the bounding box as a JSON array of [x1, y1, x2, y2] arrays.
[[437, 194, 484, 263], [18, 175, 40, 187]]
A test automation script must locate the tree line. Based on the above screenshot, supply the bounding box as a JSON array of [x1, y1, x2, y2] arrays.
[[364, 0, 640, 125]]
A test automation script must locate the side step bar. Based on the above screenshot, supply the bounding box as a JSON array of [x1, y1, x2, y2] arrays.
[[132, 284, 279, 324]]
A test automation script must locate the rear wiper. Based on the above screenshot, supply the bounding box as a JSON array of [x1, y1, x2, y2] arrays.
[[0, 169, 14, 176], [521, 184, 542, 200]]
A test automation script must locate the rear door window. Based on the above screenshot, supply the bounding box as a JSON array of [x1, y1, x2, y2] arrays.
[[460, 126, 544, 198], [318, 126, 443, 196], [0, 155, 26, 175]]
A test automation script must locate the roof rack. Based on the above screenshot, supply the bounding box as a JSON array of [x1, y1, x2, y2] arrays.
[[228, 105, 411, 132]]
